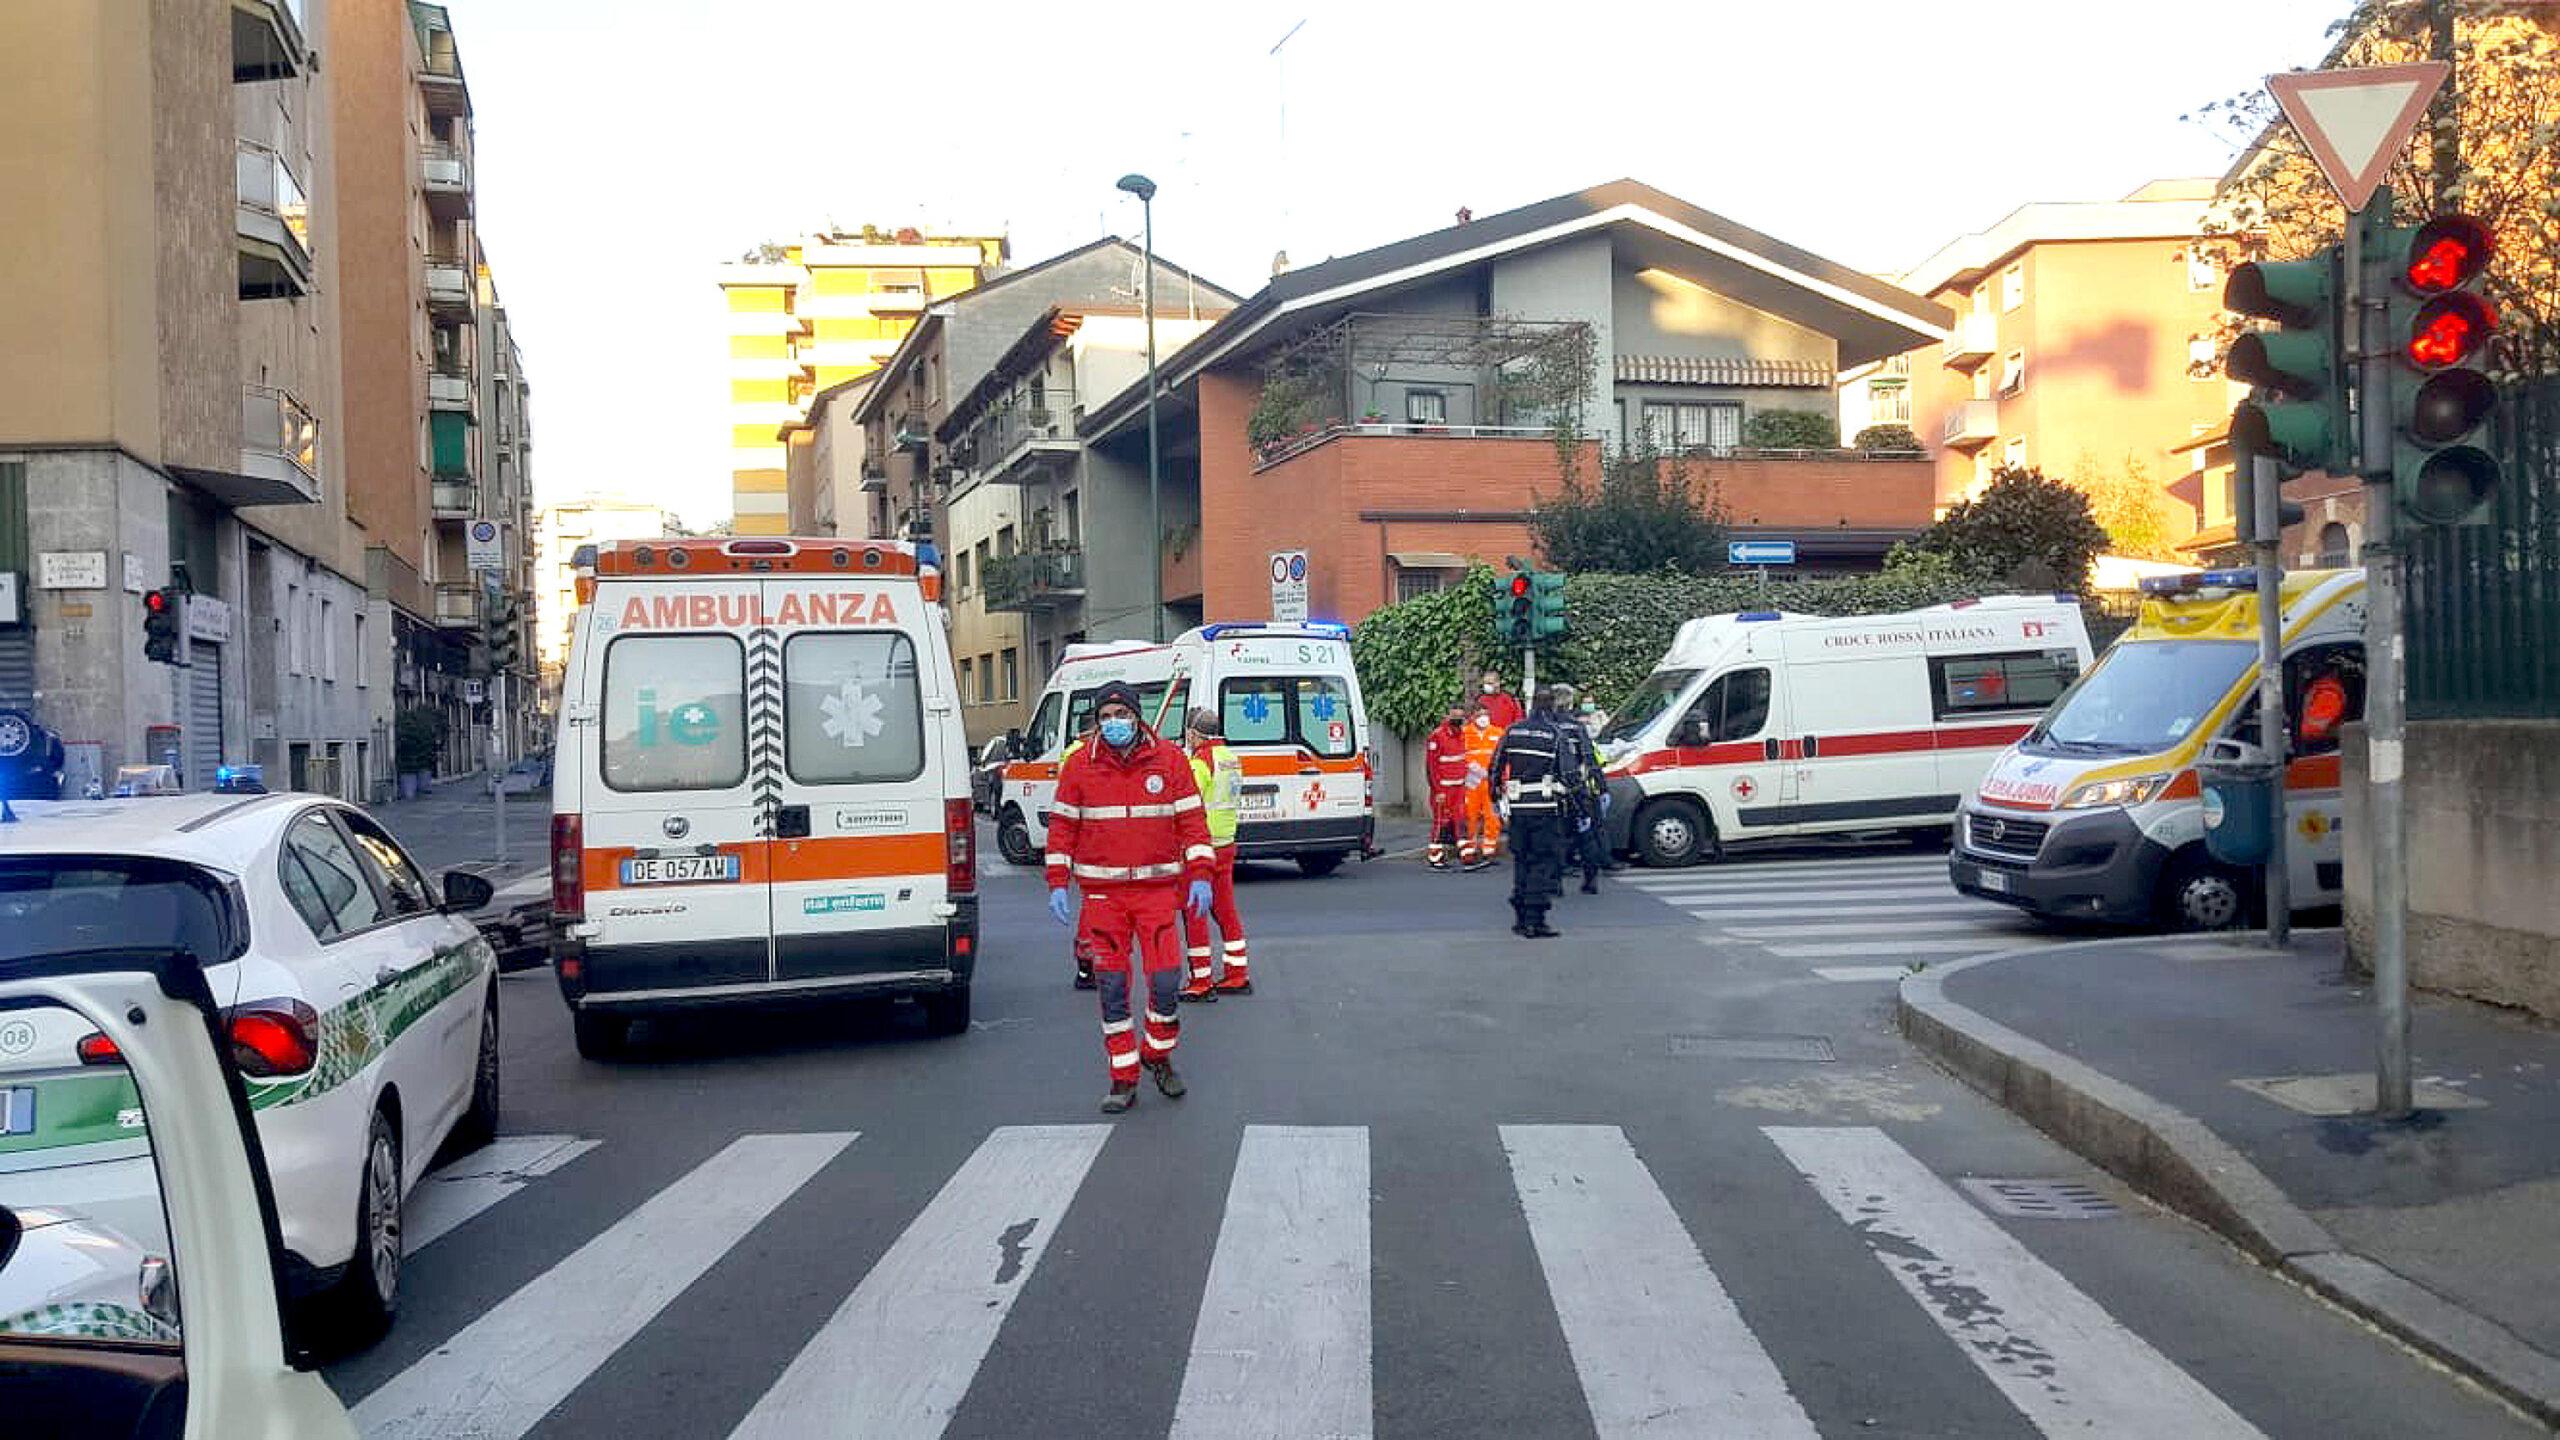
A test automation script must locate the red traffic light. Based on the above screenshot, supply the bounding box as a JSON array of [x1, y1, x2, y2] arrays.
[[2406, 292, 2497, 370], [144, 590, 170, 615], [1510, 574, 1531, 598], [2400, 215, 2494, 296]]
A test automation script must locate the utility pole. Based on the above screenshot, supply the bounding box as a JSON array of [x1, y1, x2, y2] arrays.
[[2429, 0, 2459, 204], [491, 669, 507, 864], [2352, 195, 2414, 1119], [2250, 448, 2291, 948]]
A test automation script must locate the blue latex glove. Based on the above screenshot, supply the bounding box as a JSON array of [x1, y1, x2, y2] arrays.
[[1186, 879, 1214, 917], [1600, 791, 1614, 816], [1048, 888, 1074, 927]]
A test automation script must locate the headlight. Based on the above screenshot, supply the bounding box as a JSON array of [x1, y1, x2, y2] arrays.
[[2059, 774, 2170, 809]]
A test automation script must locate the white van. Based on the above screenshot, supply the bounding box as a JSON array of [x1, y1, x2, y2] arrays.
[[1952, 568, 2365, 929], [1597, 598, 2095, 866], [549, 537, 978, 1058], [995, 622, 1374, 877]]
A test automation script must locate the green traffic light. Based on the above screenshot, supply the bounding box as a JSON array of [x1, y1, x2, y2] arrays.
[[2224, 258, 2332, 327], [2231, 397, 2337, 475]]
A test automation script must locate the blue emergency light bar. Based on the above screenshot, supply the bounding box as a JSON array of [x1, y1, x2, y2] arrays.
[[1199, 621, 1351, 640], [1735, 611, 1782, 622], [914, 542, 940, 570], [2137, 568, 2252, 596]]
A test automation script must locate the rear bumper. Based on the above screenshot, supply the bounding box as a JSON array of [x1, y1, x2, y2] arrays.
[[1234, 815, 1367, 859], [1948, 805, 2165, 924], [557, 900, 977, 1013]]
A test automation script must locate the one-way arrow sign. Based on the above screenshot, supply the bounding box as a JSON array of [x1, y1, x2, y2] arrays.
[[2268, 61, 2449, 213]]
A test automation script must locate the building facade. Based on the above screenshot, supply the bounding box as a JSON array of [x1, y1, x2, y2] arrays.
[[716, 227, 1008, 536], [531, 496, 668, 712]]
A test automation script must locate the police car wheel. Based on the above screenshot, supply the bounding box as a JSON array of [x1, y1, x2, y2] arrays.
[[2167, 856, 2247, 931], [1635, 799, 1711, 868], [330, 1108, 403, 1338], [997, 807, 1038, 867]]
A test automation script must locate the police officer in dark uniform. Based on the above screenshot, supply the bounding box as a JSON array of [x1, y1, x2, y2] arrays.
[[1489, 686, 1574, 938], [1549, 684, 1612, 894]]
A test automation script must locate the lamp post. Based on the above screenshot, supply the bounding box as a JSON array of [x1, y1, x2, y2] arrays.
[[1117, 172, 1162, 642]]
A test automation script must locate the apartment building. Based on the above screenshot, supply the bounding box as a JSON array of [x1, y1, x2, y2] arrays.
[[788, 375, 878, 538], [0, 0, 392, 797], [532, 496, 669, 709], [717, 227, 1008, 536], [476, 266, 539, 755], [853, 239, 1238, 744], [1900, 180, 2247, 533]]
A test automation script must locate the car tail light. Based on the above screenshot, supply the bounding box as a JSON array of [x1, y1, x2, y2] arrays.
[[76, 1032, 123, 1065], [945, 797, 976, 895], [552, 813, 584, 920], [224, 999, 319, 1078]]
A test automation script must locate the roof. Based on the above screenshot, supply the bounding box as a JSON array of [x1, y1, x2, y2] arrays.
[[942, 301, 1237, 438], [0, 794, 309, 875], [1897, 180, 2225, 296], [1080, 179, 1953, 439]]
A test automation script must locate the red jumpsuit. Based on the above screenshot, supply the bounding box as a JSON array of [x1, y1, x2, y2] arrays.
[[1422, 720, 1473, 867], [1046, 730, 1216, 1084]]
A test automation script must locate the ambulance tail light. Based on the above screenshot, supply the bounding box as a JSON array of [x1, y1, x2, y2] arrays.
[[944, 798, 976, 895], [551, 813, 585, 920]]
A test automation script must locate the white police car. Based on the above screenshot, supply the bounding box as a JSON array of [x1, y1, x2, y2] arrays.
[[0, 793, 499, 1338]]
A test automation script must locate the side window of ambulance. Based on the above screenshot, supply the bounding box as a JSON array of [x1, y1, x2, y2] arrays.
[[1222, 678, 1290, 745], [603, 635, 747, 793], [1684, 668, 1772, 742], [1295, 677, 1356, 757], [281, 813, 387, 940], [785, 631, 925, 784], [1930, 650, 2082, 720], [1025, 694, 1062, 758]]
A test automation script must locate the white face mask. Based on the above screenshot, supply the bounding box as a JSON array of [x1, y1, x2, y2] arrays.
[[1481, 682, 1499, 693]]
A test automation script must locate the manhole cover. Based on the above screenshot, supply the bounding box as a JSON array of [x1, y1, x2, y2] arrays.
[[1960, 1178, 2121, 1220], [1668, 1034, 1835, 1062]]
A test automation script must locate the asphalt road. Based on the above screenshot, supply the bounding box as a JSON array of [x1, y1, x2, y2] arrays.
[[327, 819, 2541, 1439]]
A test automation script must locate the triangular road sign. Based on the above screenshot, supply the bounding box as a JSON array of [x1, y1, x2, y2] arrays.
[[2268, 61, 2450, 213]]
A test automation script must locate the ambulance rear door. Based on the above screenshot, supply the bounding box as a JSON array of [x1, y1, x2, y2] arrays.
[[577, 578, 771, 991], [1210, 632, 1367, 841], [763, 576, 960, 984]]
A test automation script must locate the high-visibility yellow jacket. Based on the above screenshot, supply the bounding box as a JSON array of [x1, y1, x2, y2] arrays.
[[1188, 740, 1243, 846]]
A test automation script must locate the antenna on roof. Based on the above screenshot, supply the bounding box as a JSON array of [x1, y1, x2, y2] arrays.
[[1271, 18, 1308, 267]]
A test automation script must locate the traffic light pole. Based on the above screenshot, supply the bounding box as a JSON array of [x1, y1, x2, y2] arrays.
[[492, 670, 507, 865], [2350, 203, 2415, 1120], [2250, 450, 2291, 949]]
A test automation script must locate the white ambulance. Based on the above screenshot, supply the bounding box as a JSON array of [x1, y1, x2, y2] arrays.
[[1952, 568, 2366, 929], [995, 623, 1374, 876], [1597, 597, 2095, 866], [548, 537, 978, 1058]]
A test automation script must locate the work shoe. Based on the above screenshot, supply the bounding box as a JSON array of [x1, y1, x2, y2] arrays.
[[1074, 968, 1096, 991], [1581, 879, 1600, 894], [1179, 982, 1217, 1003], [1463, 859, 1495, 873], [1511, 923, 1532, 938], [1527, 922, 1561, 939], [1101, 1081, 1138, 1114], [1145, 1059, 1188, 1099], [1212, 975, 1253, 996]]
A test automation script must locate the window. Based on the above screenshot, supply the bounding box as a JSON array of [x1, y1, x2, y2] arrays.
[[1679, 668, 1771, 743], [287, 582, 304, 676], [996, 525, 1015, 560], [973, 542, 991, 598], [1998, 350, 2026, 396], [1219, 676, 1349, 752], [2188, 334, 2222, 380], [280, 812, 387, 939], [1395, 569, 1449, 604], [2188, 246, 2220, 291], [957, 657, 974, 704], [1065, 680, 1188, 741], [1708, 402, 1743, 454], [1062, 489, 1080, 547], [2003, 437, 2026, 470], [784, 631, 924, 784], [1000, 648, 1019, 702], [339, 809, 434, 916], [320, 598, 337, 682], [1971, 366, 1993, 401], [1869, 381, 1911, 424], [1969, 286, 1990, 318], [600, 634, 748, 793], [355, 613, 369, 688], [1639, 401, 1676, 449], [979, 653, 995, 705], [1023, 692, 1063, 758], [1674, 403, 1712, 452], [1929, 650, 2083, 721], [2001, 264, 2025, 312], [2317, 522, 2352, 568], [955, 548, 972, 599], [1406, 389, 1447, 425], [1292, 676, 1358, 757]]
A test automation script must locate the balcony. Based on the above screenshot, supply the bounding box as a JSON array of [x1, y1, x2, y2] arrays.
[[433, 581, 479, 629], [867, 287, 928, 313], [427, 363, 476, 415], [892, 411, 933, 452], [421, 141, 472, 220], [1942, 312, 1998, 369], [1941, 398, 1999, 449], [971, 388, 1080, 486], [232, 0, 309, 82], [230, 384, 322, 506], [982, 549, 1085, 613], [236, 142, 313, 300], [424, 253, 473, 316], [411, 3, 470, 116], [432, 479, 474, 520], [859, 460, 888, 493]]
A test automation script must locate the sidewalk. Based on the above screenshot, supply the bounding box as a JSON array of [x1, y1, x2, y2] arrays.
[[1900, 930, 2560, 1426]]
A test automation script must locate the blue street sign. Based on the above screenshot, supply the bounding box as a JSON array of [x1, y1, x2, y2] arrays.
[[1728, 540, 1798, 567]]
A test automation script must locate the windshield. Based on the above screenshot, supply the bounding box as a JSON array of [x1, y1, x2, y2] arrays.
[[0, 857, 240, 965], [2027, 640, 2256, 757], [1597, 670, 1699, 745]]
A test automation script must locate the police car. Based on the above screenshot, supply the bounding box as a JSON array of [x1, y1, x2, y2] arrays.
[[0, 793, 501, 1337]]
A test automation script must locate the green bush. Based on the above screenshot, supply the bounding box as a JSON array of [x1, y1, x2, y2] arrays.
[[1851, 423, 1923, 452], [1904, 465, 2110, 594], [1740, 408, 1839, 449], [395, 707, 446, 776]]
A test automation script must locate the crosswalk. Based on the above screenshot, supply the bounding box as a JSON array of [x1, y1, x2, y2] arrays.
[[1611, 850, 2059, 978], [348, 1121, 2274, 1440]]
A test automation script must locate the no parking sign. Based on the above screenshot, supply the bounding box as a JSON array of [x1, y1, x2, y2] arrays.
[[1269, 549, 1308, 622]]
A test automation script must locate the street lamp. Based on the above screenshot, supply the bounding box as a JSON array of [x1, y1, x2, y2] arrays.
[[1117, 172, 1162, 642]]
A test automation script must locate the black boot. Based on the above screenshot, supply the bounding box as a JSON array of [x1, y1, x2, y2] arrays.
[[1146, 1059, 1188, 1099], [1581, 877, 1600, 894], [1074, 966, 1096, 991], [1101, 1080, 1138, 1114]]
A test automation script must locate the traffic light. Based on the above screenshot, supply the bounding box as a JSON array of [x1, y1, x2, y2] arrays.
[[2224, 248, 2349, 478], [483, 589, 521, 670], [141, 587, 190, 667], [1502, 564, 1533, 645], [2371, 212, 2502, 525], [1527, 570, 1567, 641]]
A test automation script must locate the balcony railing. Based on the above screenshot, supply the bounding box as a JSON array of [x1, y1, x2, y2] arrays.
[[431, 479, 473, 519], [240, 384, 321, 504], [1943, 312, 1998, 369], [427, 363, 474, 412], [424, 253, 472, 313], [421, 141, 471, 215], [982, 549, 1085, 612], [969, 388, 1079, 484], [1941, 398, 1999, 449], [433, 581, 479, 628], [859, 461, 888, 493], [892, 411, 933, 451], [235, 141, 313, 299]]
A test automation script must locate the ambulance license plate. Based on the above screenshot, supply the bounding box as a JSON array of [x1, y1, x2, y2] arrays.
[[1240, 790, 1278, 814], [621, 854, 741, 886]]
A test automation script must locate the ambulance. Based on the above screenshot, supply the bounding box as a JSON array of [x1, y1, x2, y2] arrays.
[[996, 622, 1374, 876], [1597, 597, 2095, 866], [1952, 568, 2366, 930], [547, 537, 978, 1058]]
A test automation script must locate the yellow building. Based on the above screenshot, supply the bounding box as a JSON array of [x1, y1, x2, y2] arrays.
[[717, 227, 1006, 535]]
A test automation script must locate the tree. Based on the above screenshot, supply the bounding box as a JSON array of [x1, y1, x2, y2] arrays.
[[1740, 408, 1839, 449], [1529, 432, 1728, 574], [2189, 3, 2560, 374], [1852, 423, 1923, 452], [1904, 466, 2110, 593], [2072, 451, 2178, 561]]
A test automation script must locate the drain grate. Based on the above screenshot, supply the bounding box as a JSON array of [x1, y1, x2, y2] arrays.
[[1960, 1177, 2121, 1220], [1668, 1034, 1835, 1062]]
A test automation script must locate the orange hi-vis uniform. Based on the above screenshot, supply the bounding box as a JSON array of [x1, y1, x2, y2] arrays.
[[1462, 714, 1506, 862]]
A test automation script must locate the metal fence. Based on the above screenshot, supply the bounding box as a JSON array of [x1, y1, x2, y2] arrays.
[[2405, 376, 2560, 719]]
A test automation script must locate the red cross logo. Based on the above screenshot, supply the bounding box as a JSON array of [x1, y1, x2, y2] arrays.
[[1732, 776, 1758, 801], [1304, 781, 1328, 812]]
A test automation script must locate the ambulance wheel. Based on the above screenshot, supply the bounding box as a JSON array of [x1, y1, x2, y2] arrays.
[[572, 1009, 629, 1060], [1296, 851, 1345, 878], [1634, 798, 1714, 868], [921, 984, 972, 1037], [997, 806, 1038, 867], [2163, 850, 2249, 931]]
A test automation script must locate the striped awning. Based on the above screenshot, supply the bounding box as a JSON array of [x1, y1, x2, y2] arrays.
[[1387, 551, 1470, 569], [1614, 355, 1834, 388]]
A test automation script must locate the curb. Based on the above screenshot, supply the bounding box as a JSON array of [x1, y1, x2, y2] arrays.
[[1898, 936, 2560, 1428]]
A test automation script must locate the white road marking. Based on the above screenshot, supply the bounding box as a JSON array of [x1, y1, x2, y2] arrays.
[[1679, 888, 1962, 911], [355, 1132, 852, 1440], [1687, 902, 1995, 921], [1762, 937, 2017, 958], [1617, 857, 1949, 882], [1503, 1125, 1817, 1439], [731, 1125, 1112, 1440], [1620, 867, 1949, 892], [1764, 1127, 2265, 1438], [1722, 918, 2018, 940], [1171, 1127, 1372, 1440], [1813, 966, 1915, 982], [406, 1135, 600, 1253]]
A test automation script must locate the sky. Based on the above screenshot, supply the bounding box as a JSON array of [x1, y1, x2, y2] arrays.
[[445, 0, 2353, 531]]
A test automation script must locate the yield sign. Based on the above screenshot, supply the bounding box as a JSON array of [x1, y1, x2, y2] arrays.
[[2268, 61, 2449, 213]]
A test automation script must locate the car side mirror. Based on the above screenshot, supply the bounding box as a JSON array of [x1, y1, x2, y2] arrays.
[[0, 1203, 21, 1275], [442, 870, 496, 912]]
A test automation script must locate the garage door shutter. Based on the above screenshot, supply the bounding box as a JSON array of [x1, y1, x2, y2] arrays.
[[186, 644, 224, 788], [0, 631, 32, 712]]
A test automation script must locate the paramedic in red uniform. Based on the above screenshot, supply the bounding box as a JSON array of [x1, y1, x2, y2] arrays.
[[1046, 682, 1217, 1113], [1422, 705, 1472, 870], [1476, 669, 1525, 729]]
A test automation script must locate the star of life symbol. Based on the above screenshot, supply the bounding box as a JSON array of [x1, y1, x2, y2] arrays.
[[819, 680, 886, 748], [1240, 692, 1273, 724], [1732, 775, 1757, 801]]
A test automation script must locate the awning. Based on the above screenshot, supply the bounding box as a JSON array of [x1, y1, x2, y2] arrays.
[[1614, 355, 1834, 388], [1387, 551, 1471, 569]]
